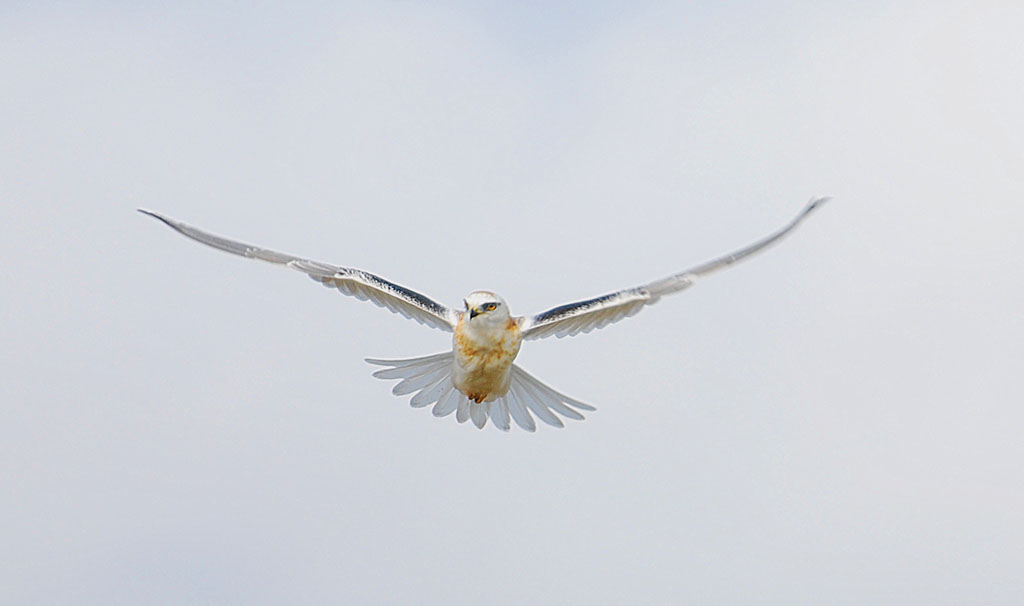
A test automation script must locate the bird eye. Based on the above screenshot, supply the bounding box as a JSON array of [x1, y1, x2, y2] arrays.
[[485, 302, 497, 311]]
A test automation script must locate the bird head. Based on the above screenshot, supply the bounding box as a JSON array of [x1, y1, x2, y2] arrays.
[[463, 291, 509, 323]]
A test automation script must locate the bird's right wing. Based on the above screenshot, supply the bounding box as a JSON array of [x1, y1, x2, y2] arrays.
[[139, 210, 460, 332], [519, 197, 830, 340]]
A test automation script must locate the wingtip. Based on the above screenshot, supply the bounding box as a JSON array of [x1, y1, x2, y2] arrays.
[[794, 196, 833, 222], [137, 208, 174, 227], [806, 195, 833, 210]]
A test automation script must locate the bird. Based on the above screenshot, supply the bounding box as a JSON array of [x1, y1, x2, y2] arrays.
[[139, 196, 830, 432]]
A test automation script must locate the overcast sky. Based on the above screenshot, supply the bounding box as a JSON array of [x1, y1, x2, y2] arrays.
[[2, 2, 1022, 604]]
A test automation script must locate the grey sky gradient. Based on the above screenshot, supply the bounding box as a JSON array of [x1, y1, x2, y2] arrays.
[[2, 2, 1022, 604]]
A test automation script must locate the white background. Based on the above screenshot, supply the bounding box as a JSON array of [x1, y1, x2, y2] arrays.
[[2, 2, 1022, 603]]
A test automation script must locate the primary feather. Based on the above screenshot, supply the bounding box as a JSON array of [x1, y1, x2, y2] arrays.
[[520, 197, 830, 340]]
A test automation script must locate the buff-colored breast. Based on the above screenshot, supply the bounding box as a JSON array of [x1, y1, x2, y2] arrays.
[[452, 317, 523, 403]]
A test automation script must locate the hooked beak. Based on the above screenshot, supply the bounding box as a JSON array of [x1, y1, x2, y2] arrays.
[[469, 307, 481, 319]]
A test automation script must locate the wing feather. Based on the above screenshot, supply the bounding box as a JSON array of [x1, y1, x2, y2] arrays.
[[139, 210, 458, 332], [520, 197, 830, 340]]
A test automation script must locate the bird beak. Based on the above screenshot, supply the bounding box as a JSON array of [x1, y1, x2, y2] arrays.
[[469, 307, 481, 319]]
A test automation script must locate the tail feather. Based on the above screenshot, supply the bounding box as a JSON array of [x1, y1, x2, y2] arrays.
[[413, 376, 452, 408], [366, 352, 450, 369], [366, 353, 594, 432], [490, 398, 511, 432], [515, 369, 584, 419], [371, 365, 422, 380], [470, 401, 489, 429], [392, 365, 450, 395], [514, 380, 563, 427], [508, 365, 594, 428], [505, 389, 536, 432], [515, 366, 596, 412], [456, 396, 471, 424], [431, 387, 461, 417]]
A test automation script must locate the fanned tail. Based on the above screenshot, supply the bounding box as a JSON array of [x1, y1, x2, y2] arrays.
[[366, 354, 595, 432]]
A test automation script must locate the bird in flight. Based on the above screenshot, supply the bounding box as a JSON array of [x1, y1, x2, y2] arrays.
[[140, 197, 829, 432]]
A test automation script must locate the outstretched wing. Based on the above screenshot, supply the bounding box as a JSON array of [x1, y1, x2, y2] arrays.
[[520, 197, 830, 340], [139, 210, 459, 332]]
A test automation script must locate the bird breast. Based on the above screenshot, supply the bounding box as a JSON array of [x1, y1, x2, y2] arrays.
[[452, 317, 523, 402]]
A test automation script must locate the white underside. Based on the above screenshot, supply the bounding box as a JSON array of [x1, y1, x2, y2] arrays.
[[365, 352, 595, 431]]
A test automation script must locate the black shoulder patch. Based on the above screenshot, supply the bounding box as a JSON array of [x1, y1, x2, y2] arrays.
[[357, 270, 448, 316], [531, 291, 624, 325]]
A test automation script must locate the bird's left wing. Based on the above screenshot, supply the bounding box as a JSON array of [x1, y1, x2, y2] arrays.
[[139, 210, 459, 332], [520, 197, 830, 340]]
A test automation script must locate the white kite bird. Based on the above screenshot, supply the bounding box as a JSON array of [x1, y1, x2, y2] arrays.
[[140, 197, 829, 432]]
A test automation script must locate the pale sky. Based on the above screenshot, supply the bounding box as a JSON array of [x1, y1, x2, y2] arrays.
[[2, 2, 1022, 604]]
